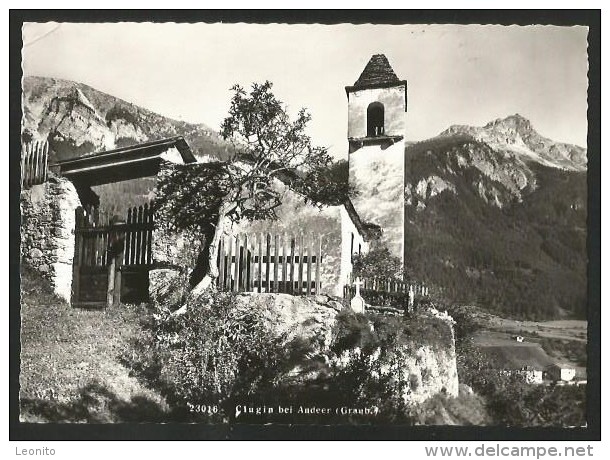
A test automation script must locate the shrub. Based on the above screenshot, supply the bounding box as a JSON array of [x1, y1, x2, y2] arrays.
[[105, 104, 139, 127], [352, 245, 404, 281], [332, 309, 453, 354], [47, 133, 95, 161], [539, 337, 587, 367], [357, 288, 410, 310], [351, 244, 437, 310], [127, 302, 456, 424], [330, 309, 377, 354], [326, 310, 412, 423], [125, 291, 295, 422], [411, 389, 491, 425], [323, 310, 454, 423], [446, 306, 482, 345]]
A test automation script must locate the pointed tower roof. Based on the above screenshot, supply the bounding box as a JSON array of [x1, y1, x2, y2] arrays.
[[353, 54, 400, 88], [345, 54, 407, 96]]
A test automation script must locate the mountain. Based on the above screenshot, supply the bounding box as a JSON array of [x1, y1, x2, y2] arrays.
[[439, 114, 586, 172], [404, 117, 587, 320], [22, 76, 236, 216], [22, 76, 232, 163]]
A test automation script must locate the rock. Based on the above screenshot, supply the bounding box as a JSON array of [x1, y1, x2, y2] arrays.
[[234, 293, 341, 379], [38, 264, 49, 273], [415, 175, 456, 201], [29, 248, 43, 259], [233, 293, 459, 405], [314, 294, 330, 304], [326, 300, 344, 311]]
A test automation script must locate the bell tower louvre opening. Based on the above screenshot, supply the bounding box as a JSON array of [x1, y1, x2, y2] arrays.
[[367, 102, 385, 137]]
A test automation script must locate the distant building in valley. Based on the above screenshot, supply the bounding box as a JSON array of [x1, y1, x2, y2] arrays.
[[545, 364, 576, 382]]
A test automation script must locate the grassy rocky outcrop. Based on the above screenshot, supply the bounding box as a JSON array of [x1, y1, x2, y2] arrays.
[[125, 288, 460, 424]]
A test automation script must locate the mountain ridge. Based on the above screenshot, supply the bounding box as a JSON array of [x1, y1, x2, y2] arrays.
[[439, 113, 586, 172], [22, 76, 232, 162]]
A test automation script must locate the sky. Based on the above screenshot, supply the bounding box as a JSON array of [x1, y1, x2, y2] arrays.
[[22, 22, 589, 159]]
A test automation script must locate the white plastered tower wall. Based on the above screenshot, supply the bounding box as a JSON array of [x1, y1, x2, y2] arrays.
[[346, 54, 407, 263], [339, 205, 369, 289]]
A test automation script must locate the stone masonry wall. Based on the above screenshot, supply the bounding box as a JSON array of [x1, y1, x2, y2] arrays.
[[20, 177, 81, 302]]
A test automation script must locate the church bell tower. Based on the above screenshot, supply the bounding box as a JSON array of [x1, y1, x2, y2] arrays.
[[346, 54, 407, 263]]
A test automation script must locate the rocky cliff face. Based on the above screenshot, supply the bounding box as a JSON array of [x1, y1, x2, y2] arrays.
[[404, 134, 538, 210], [408, 114, 587, 213], [22, 76, 231, 162]]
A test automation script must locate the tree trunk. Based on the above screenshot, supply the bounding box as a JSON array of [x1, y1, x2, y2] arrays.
[[189, 200, 235, 298]]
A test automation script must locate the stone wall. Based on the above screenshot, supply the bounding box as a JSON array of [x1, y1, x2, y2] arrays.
[[20, 177, 81, 302]]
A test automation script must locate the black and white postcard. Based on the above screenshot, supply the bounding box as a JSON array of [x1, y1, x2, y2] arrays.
[[10, 10, 601, 443]]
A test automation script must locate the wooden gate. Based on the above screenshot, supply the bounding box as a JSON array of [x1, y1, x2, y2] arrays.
[[71, 204, 154, 308]]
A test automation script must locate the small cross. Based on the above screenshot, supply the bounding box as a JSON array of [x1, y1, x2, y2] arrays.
[[353, 277, 364, 297]]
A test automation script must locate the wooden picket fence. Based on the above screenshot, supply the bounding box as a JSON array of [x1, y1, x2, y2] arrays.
[[72, 203, 154, 308], [124, 204, 155, 266], [343, 276, 429, 310], [344, 277, 429, 296], [217, 232, 323, 296], [21, 141, 49, 188]]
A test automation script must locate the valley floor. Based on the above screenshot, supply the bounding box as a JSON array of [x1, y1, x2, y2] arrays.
[[468, 308, 587, 378], [484, 316, 587, 343]]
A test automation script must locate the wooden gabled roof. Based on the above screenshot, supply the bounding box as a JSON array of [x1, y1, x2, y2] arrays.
[[54, 136, 196, 186]]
